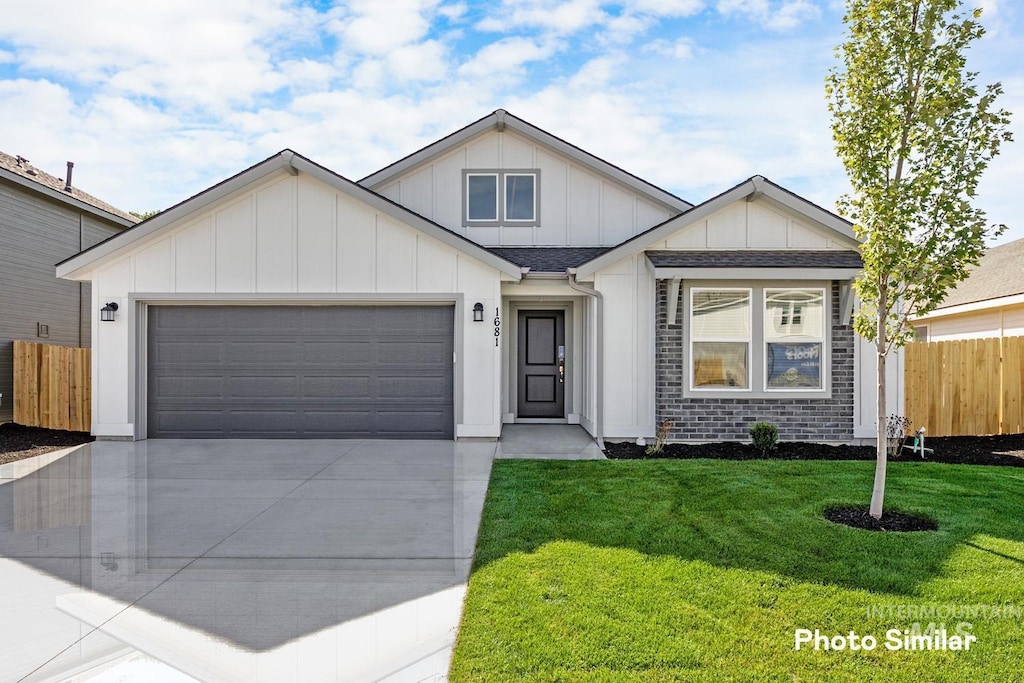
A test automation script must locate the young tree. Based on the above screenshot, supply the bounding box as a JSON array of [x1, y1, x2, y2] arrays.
[[826, 0, 1011, 519]]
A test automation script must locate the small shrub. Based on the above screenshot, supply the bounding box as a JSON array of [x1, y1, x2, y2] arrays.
[[645, 420, 673, 455], [750, 421, 779, 455]]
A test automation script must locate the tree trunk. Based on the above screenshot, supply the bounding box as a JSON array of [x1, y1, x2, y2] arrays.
[[869, 301, 888, 519]]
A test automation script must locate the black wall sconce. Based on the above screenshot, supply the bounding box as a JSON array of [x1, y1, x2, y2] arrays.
[[473, 302, 485, 322], [100, 302, 119, 322]]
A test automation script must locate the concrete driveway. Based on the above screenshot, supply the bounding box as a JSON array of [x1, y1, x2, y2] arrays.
[[0, 439, 495, 682]]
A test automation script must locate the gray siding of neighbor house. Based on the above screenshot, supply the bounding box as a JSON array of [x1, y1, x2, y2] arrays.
[[655, 281, 855, 442], [0, 182, 124, 423]]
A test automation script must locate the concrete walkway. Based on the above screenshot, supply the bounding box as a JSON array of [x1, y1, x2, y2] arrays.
[[496, 424, 606, 460]]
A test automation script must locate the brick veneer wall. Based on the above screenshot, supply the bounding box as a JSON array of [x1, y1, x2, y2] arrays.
[[655, 281, 855, 442]]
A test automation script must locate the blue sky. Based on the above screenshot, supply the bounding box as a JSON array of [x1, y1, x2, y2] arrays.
[[1, 0, 1020, 243]]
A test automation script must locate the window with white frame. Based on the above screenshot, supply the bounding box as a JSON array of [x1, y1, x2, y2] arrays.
[[690, 288, 751, 389], [466, 173, 499, 221], [764, 289, 825, 390], [463, 170, 539, 226]]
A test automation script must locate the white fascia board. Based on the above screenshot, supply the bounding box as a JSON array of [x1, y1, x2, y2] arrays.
[[1, 167, 136, 228], [358, 110, 692, 214], [914, 293, 1024, 321], [575, 180, 757, 278], [290, 156, 521, 280], [652, 267, 863, 280], [56, 154, 294, 280]]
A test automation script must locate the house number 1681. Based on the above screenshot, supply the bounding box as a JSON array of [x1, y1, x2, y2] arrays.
[[494, 308, 501, 347]]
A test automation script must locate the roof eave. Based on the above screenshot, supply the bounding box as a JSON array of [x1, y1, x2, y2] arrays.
[[1, 167, 136, 228]]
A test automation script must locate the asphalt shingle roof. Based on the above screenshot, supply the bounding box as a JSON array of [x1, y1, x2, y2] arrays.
[[645, 250, 864, 269], [0, 150, 137, 223], [488, 247, 613, 272], [937, 238, 1024, 308]]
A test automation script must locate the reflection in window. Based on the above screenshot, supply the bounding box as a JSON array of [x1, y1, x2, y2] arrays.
[[691, 289, 751, 389], [765, 289, 824, 390], [466, 174, 498, 221], [505, 174, 535, 221]]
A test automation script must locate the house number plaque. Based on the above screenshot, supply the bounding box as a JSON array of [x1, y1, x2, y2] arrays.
[[494, 307, 501, 347]]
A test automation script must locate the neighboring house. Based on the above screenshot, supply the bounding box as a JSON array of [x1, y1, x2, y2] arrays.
[[0, 151, 136, 423], [55, 110, 899, 443], [911, 238, 1024, 342]]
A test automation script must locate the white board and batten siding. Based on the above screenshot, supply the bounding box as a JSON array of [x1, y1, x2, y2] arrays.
[[654, 199, 854, 251], [375, 129, 675, 246], [90, 172, 504, 439]]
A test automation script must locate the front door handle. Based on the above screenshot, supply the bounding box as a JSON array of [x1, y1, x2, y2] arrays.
[[558, 345, 565, 383]]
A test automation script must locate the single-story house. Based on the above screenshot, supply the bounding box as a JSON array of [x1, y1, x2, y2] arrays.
[[911, 237, 1024, 342], [55, 110, 901, 443], [1, 151, 136, 422]]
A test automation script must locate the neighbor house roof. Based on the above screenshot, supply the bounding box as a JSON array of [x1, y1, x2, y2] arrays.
[[0, 150, 137, 226], [645, 250, 864, 269], [488, 247, 613, 273], [56, 150, 522, 281], [935, 238, 1024, 309], [358, 109, 693, 213], [574, 175, 859, 279]]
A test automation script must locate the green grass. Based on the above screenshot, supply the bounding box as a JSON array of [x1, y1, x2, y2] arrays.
[[450, 459, 1024, 682]]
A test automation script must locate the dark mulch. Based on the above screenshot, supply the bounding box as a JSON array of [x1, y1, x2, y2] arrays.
[[824, 505, 938, 532], [0, 422, 94, 464], [604, 433, 1024, 468]]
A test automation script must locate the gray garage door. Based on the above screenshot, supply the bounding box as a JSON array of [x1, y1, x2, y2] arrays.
[[147, 305, 454, 439]]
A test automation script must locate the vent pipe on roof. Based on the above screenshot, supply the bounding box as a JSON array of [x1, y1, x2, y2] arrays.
[[64, 161, 74, 192]]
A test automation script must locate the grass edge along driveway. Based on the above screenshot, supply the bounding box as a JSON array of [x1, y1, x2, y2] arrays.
[[450, 459, 1024, 682]]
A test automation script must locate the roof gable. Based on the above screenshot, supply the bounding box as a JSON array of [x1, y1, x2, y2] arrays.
[[57, 150, 522, 280], [574, 175, 859, 278], [358, 109, 693, 214]]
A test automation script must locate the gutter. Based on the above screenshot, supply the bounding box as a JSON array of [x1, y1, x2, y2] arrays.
[[566, 269, 605, 449]]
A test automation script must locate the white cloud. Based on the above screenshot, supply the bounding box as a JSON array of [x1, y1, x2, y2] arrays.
[[457, 37, 557, 79], [646, 37, 697, 59], [476, 0, 607, 35], [624, 0, 705, 17], [717, 0, 820, 30], [334, 0, 441, 55]]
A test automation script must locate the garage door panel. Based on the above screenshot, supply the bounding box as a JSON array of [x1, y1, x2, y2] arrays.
[[301, 375, 374, 398], [148, 305, 454, 439], [152, 376, 224, 398], [227, 375, 300, 398], [302, 341, 373, 363]]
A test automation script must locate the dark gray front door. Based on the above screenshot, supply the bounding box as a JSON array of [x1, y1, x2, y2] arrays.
[[516, 310, 565, 418], [147, 305, 454, 439]]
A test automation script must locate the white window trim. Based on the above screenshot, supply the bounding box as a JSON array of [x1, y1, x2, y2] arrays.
[[763, 287, 826, 392], [683, 281, 833, 399], [689, 287, 752, 392], [504, 173, 537, 222], [465, 172, 499, 223], [462, 169, 541, 227]]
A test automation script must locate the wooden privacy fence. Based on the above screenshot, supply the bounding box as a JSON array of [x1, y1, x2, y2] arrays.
[[904, 336, 1024, 437], [13, 341, 91, 432]]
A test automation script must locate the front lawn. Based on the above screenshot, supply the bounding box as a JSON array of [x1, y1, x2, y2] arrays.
[[451, 459, 1024, 682]]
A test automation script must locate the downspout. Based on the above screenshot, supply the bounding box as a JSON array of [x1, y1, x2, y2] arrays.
[[566, 269, 604, 449]]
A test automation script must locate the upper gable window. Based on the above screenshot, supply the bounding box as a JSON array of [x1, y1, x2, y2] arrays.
[[463, 169, 540, 227]]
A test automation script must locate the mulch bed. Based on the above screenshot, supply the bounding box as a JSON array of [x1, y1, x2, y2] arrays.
[[604, 433, 1024, 468], [823, 505, 938, 532], [0, 422, 94, 464]]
